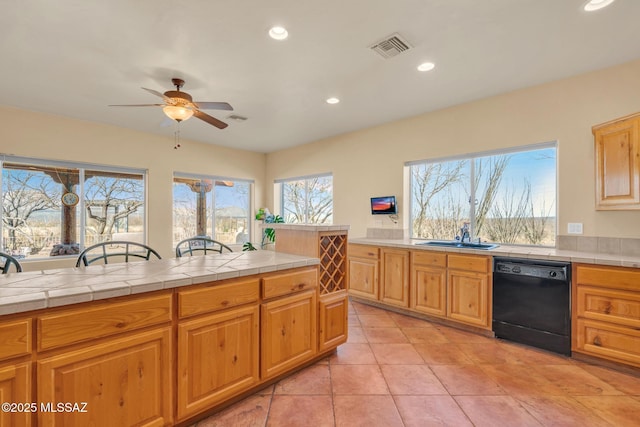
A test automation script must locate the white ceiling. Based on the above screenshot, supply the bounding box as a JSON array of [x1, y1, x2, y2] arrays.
[[1, 0, 639, 153]]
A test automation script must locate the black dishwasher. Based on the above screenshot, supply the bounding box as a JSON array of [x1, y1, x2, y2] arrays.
[[492, 257, 571, 356]]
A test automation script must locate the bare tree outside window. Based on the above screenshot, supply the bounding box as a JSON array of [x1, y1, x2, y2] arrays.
[[410, 144, 556, 246], [282, 175, 332, 224]]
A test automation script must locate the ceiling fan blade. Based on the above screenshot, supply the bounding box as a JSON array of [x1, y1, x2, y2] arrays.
[[108, 104, 164, 107], [193, 110, 228, 129], [192, 101, 233, 111], [141, 87, 174, 104]]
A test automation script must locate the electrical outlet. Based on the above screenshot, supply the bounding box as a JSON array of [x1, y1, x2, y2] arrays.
[[567, 223, 583, 234]]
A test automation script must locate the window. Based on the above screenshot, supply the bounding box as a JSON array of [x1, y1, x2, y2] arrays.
[[1, 156, 146, 259], [277, 174, 333, 224], [173, 174, 252, 246], [409, 143, 556, 246]]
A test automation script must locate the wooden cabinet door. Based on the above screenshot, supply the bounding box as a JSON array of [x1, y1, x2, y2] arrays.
[[319, 290, 348, 352], [380, 249, 410, 307], [411, 265, 447, 317], [348, 257, 379, 300], [177, 305, 259, 420], [38, 328, 172, 427], [593, 116, 640, 209], [447, 270, 489, 328], [0, 362, 31, 427], [261, 290, 317, 380]]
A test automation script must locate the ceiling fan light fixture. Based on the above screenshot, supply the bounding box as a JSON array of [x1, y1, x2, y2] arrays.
[[269, 26, 288, 40], [163, 105, 194, 122], [583, 0, 615, 11]]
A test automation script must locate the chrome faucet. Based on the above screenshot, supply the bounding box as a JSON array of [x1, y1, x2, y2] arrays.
[[459, 222, 471, 243]]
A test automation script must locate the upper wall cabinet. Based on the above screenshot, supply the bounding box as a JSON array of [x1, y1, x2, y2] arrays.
[[592, 112, 640, 210]]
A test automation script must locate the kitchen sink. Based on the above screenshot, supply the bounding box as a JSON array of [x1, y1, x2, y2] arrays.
[[415, 241, 500, 250]]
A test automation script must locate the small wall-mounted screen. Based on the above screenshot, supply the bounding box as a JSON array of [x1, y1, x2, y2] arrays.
[[371, 196, 397, 215]]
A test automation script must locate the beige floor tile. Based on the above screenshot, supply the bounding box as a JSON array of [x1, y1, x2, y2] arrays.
[[380, 364, 447, 395], [401, 327, 449, 344], [363, 327, 408, 343], [358, 313, 396, 327], [413, 342, 474, 365], [329, 343, 377, 365], [194, 394, 271, 427], [345, 326, 368, 343], [370, 343, 424, 364], [533, 364, 625, 396], [330, 364, 389, 395], [574, 396, 640, 427], [455, 395, 542, 427], [431, 365, 506, 395], [273, 363, 331, 395], [266, 395, 335, 427], [387, 312, 435, 328], [395, 395, 474, 427], [515, 395, 613, 427], [334, 395, 403, 427]]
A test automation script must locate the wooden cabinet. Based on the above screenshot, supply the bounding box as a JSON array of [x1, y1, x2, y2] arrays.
[[447, 254, 491, 328], [38, 327, 172, 427], [348, 244, 379, 300], [261, 290, 317, 380], [411, 251, 447, 317], [0, 362, 31, 427], [592, 112, 640, 210], [319, 290, 348, 352], [380, 248, 410, 307], [0, 317, 32, 427], [573, 264, 640, 368], [177, 305, 259, 419]]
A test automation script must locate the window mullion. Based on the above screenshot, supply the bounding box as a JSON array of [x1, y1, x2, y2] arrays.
[[469, 159, 476, 241]]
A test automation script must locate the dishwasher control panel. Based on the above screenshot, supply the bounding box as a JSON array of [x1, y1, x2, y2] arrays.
[[494, 259, 568, 281]]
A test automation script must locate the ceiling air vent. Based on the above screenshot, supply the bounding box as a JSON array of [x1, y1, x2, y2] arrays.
[[369, 33, 412, 59]]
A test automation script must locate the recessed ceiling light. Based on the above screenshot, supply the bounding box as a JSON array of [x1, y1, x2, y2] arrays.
[[583, 0, 615, 11], [269, 26, 288, 40], [417, 62, 435, 72], [326, 97, 340, 104]]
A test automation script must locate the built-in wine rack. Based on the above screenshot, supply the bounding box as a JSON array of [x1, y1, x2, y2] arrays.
[[318, 233, 347, 294]]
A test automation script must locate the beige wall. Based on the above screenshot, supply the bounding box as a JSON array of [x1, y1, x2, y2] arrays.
[[0, 106, 265, 271], [265, 59, 640, 240]]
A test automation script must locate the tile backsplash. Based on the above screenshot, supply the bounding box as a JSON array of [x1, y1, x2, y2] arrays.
[[366, 228, 406, 240], [557, 235, 640, 257]]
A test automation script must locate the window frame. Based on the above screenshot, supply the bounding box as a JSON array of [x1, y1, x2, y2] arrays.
[[1, 155, 147, 261], [275, 172, 333, 224], [172, 172, 253, 247], [406, 141, 557, 247]]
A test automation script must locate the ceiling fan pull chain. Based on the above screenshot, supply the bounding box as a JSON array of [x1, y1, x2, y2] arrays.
[[174, 124, 181, 149]]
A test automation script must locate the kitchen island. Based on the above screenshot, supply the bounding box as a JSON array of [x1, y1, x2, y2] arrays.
[[0, 251, 342, 427]]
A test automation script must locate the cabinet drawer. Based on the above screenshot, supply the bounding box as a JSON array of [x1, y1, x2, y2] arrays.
[[575, 265, 640, 292], [411, 251, 446, 268], [179, 279, 259, 318], [447, 254, 490, 274], [0, 319, 31, 361], [577, 286, 640, 328], [38, 293, 172, 351], [348, 244, 379, 260], [262, 268, 317, 299], [575, 318, 640, 367]]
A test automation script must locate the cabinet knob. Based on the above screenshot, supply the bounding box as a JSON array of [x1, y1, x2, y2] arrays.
[[593, 336, 602, 346]]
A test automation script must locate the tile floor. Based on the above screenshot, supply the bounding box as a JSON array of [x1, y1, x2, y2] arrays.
[[193, 300, 640, 427]]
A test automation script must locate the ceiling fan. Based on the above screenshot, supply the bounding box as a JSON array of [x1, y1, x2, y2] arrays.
[[110, 78, 233, 129]]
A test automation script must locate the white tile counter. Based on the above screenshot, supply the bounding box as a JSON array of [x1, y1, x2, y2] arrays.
[[0, 251, 319, 315]]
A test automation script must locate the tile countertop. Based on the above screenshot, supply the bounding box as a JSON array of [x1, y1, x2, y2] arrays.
[[0, 251, 320, 316], [349, 237, 640, 269], [258, 223, 350, 232]]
